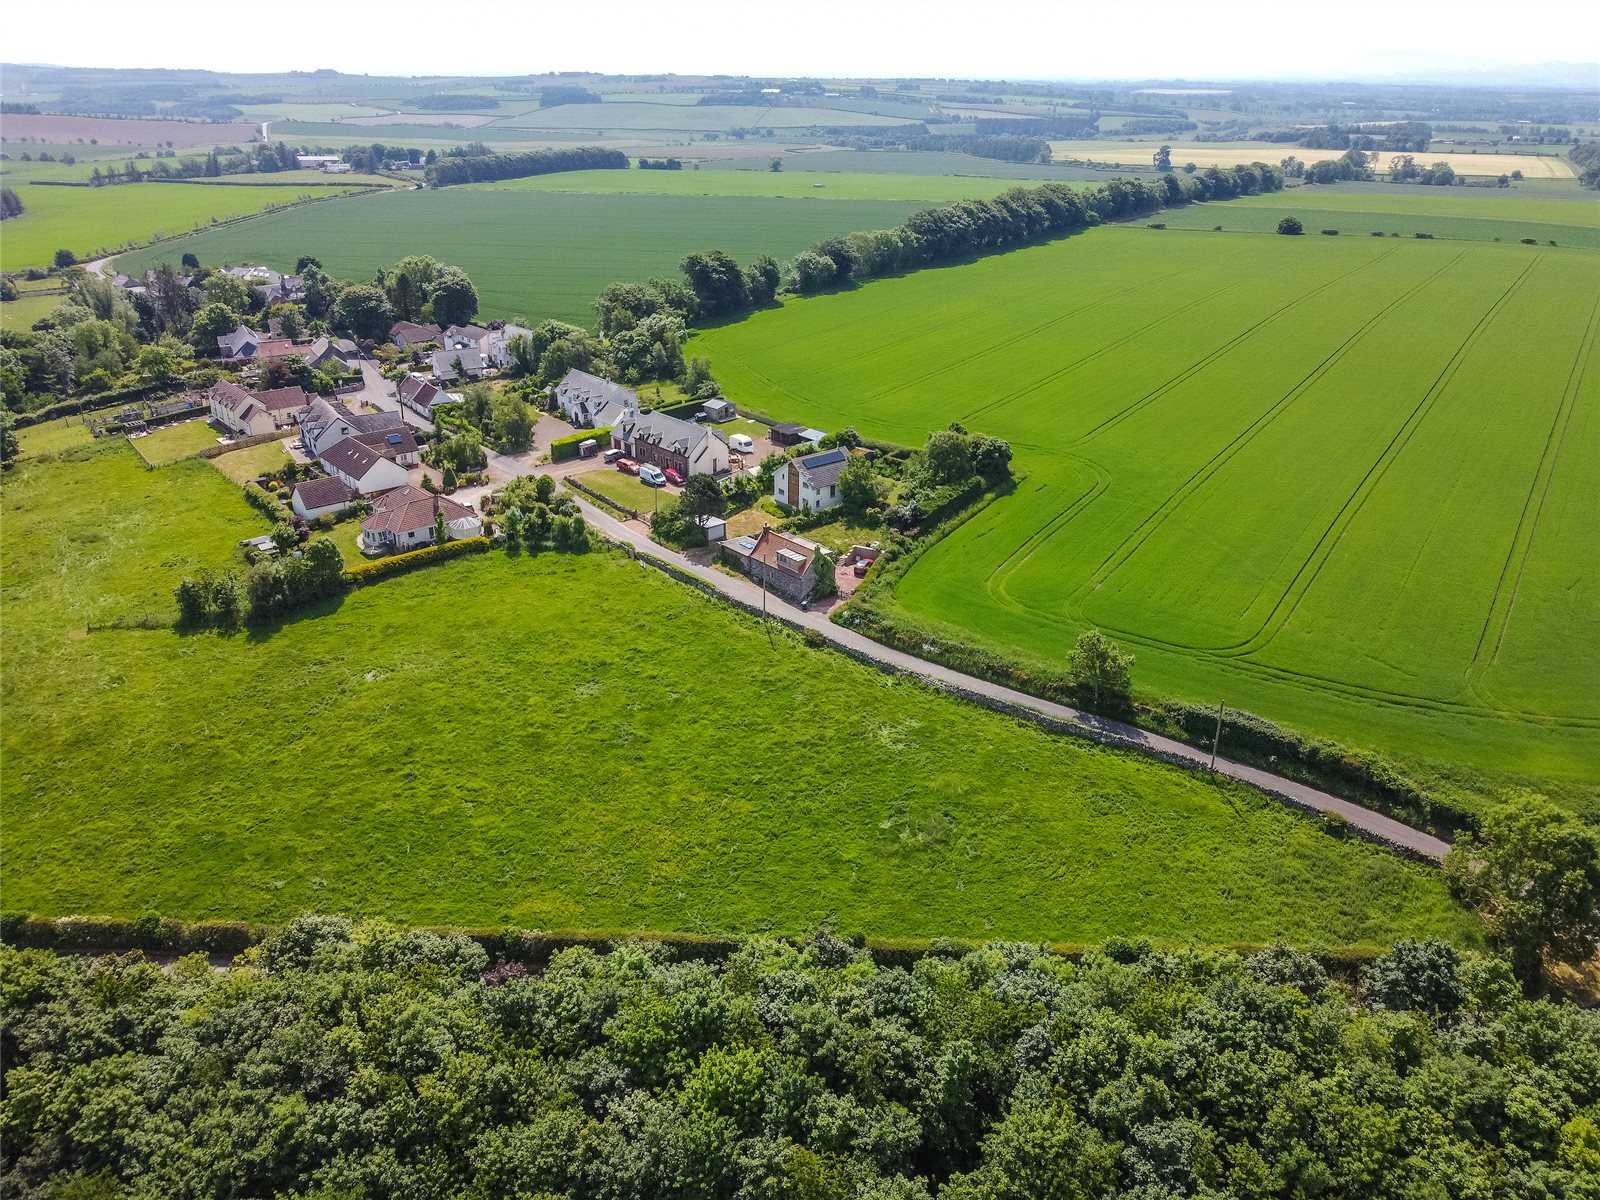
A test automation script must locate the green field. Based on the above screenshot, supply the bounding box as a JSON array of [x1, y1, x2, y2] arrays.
[[693, 228, 1600, 806], [0, 179, 373, 271], [129, 419, 224, 465], [208, 438, 291, 484], [474, 168, 1028, 202], [0, 438, 1477, 948], [1162, 186, 1600, 248], [0, 292, 62, 332], [116, 189, 931, 327], [572, 469, 679, 514]]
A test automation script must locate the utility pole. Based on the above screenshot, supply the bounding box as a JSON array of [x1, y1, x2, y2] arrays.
[[1210, 701, 1225, 770]]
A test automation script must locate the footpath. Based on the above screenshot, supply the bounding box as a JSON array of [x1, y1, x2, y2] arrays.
[[565, 494, 1451, 862]]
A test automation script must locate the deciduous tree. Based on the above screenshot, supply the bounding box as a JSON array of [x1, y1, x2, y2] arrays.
[[1068, 629, 1134, 707]]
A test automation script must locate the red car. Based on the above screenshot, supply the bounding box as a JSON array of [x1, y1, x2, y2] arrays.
[[853, 558, 872, 577], [663, 468, 685, 486], [617, 458, 639, 475]]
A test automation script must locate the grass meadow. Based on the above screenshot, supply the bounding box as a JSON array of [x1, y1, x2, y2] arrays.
[[129, 419, 225, 466], [116, 189, 932, 326], [209, 439, 292, 484], [476, 168, 1044, 203], [692, 227, 1600, 807], [0, 292, 62, 332], [0, 438, 1478, 948], [0, 178, 373, 271]]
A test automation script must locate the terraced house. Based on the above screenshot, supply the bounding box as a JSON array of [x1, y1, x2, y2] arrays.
[[610, 406, 730, 479]]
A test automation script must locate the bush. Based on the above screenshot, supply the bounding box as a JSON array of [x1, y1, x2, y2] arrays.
[[1413, 232, 1435, 239], [1520, 237, 1538, 245], [1276, 215, 1303, 235], [343, 536, 490, 585], [243, 480, 290, 522], [550, 425, 612, 463], [1320, 228, 1339, 235]]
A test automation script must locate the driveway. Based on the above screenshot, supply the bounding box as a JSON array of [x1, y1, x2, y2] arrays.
[[561, 493, 1451, 863], [345, 358, 434, 432]]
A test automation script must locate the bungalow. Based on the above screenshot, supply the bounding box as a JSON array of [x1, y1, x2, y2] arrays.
[[389, 321, 442, 350], [254, 385, 311, 429], [208, 381, 275, 437], [304, 336, 361, 371], [360, 484, 482, 554], [254, 337, 304, 361], [300, 397, 406, 458], [611, 405, 730, 479], [396, 373, 447, 420], [720, 527, 821, 604], [776, 446, 848, 513], [215, 325, 260, 359], [318, 436, 410, 495], [431, 347, 485, 383], [291, 475, 356, 520], [553, 368, 637, 428]]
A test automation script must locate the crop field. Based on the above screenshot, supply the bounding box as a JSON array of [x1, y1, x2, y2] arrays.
[[474, 168, 1031, 202], [1049, 140, 1577, 179], [0, 438, 1478, 947], [693, 228, 1600, 802], [116, 189, 931, 326], [497, 102, 923, 132], [1160, 190, 1600, 249], [0, 113, 261, 147], [0, 178, 371, 271]]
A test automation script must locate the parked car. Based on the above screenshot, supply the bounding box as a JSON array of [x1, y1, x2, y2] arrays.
[[617, 458, 639, 475], [728, 434, 756, 454], [663, 467, 685, 486], [639, 463, 667, 487], [853, 559, 871, 577], [603, 447, 625, 463]]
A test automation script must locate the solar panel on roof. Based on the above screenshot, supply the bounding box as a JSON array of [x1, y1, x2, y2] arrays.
[[387, 433, 402, 445]]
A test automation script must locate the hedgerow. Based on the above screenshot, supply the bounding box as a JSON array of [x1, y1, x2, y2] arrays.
[[550, 424, 612, 462], [342, 535, 490, 585]]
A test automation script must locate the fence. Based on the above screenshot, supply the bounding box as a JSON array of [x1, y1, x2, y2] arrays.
[[198, 428, 295, 460]]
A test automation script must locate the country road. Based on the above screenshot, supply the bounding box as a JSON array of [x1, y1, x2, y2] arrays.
[[563, 491, 1452, 862]]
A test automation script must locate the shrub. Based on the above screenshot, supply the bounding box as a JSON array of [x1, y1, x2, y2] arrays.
[[1520, 237, 1538, 245], [1320, 228, 1339, 235], [343, 536, 490, 585], [1276, 215, 1303, 235], [550, 425, 613, 462], [243, 480, 290, 522], [1146, 222, 1166, 229], [1413, 232, 1435, 239]]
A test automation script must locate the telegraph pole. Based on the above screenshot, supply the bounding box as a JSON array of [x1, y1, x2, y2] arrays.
[[1210, 701, 1225, 770]]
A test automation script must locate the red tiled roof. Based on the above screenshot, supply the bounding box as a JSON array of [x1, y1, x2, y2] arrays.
[[293, 476, 355, 509], [750, 528, 817, 575], [360, 484, 475, 535], [254, 385, 310, 412]]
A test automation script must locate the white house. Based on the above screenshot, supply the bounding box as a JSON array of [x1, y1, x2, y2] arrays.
[[208, 381, 276, 437], [300, 397, 406, 459], [253, 385, 311, 429], [775, 447, 849, 513], [553, 369, 638, 428], [296, 155, 343, 169], [611, 405, 730, 479], [480, 323, 533, 369], [318, 436, 410, 495], [291, 475, 356, 520], [359, 484, 482, 554], [396, 374, 447, 420]]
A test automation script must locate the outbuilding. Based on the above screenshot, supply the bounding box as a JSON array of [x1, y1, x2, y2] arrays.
[[702, 398, 736, 422]]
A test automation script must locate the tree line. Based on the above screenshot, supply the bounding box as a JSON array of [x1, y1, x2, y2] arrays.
[[3, 904, 1597, 1199], [424, 146, 629, 188]]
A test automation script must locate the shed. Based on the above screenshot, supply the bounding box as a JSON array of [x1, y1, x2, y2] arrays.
[[703, 398, 736, 422], [696, 514, 727, 543]]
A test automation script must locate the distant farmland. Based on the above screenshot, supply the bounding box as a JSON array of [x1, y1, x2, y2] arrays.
[[1050, 139, 1577, 179], [694, 228, 1600, 801], [117, 189, 931, 326]]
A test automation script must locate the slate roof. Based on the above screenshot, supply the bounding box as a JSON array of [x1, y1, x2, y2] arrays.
[[794, 446, 849, 488], [554, 369, 637, 414], [397, 374, 444, 410], [443, 323, 489, 342], [254, 385, 310, 413], [431, 348, 485, 379], [352, 427, 419, 459], [292, 476, 355, 510], [209, 381, 253, 411], [389, 321, 442, 344], [614, 408, 712, 458], [216, 326, 259, 357]]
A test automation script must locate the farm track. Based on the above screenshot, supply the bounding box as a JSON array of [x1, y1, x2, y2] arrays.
[[1469, 290, 1600, 679], [1076, 250, 1469, 606]]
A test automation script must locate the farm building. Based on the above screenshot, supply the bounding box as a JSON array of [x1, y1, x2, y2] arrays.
[[291, 475, 356, 520], [208, 381, 275, 438], [611, 406, 729, 479], [359, 485, 482, 554], [776, 446, 848, 513], [553, 369, 637, 428], [770, 422, 827, 448], [296, 155, 342, 169], [720, 527, 822, 604]]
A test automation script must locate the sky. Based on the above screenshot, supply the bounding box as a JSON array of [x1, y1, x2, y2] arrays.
[[2, 0, 1597, 83]]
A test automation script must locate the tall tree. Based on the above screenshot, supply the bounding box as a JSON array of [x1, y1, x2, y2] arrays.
[[1068, 629, 1134, 707], [427, 267, 478, 328]]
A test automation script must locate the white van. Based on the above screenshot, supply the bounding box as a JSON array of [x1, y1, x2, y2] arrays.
[[728, 433, 756, 454], [638, 463, 667, 487]]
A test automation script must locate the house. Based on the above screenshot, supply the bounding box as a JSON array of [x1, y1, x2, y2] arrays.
[[318, 436, 410, 495], [321, 161, 353, 174], [770, 422, 828, 448], [431, 348, 485, 382], [611, 405, 730, 479], [300, 397, 405, 458], [702, 398, 736, 422], [291, 475, 356, 520], [208, 381, 275, 437], [296, 154, 342, 169], [395, 374, 446, 420], [350, 426, 421, 467], [257, 338, 308, 361], [215, 325, 260, 359], [254, 385, 311, 429], [720, 527, 821, 603], [359, 484, 482, 554], [553, 369, 638, 428], [389, 321, 442, 349], [480, 323, 532, 369], [776, 447, 848, 513], [304, 336, 361, 371], [441, 323, 490, 350]]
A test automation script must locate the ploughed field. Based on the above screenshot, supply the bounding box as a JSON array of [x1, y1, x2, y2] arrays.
[[693, 227, 1600, 802], [0, 437, 1476, 948], [114, 188, 932, 327]]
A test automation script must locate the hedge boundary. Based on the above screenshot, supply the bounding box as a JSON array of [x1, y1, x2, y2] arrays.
[[565, 476, 639, 520], [342, 535, 489, 585], [200, 428, 294, 459], [0, 911, 1390, 973], [550, 425, 612, 463]]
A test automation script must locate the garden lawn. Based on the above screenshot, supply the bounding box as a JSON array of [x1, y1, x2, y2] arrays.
[[572, 469, 678, 515], [113, 189, 932, 327], [0, 439, 1478, 949], [131, 419, 224, 466], [209, 439, 292, 485], [692, 226, 1600, 810], [0, 292, 62, 332], [0, 179, 373, 272]]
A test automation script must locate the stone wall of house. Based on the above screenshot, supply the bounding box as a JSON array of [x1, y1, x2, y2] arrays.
[[743, 557, 816, 604]]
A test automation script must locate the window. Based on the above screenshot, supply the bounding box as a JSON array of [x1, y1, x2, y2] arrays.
[[407, 530, 415, 539]]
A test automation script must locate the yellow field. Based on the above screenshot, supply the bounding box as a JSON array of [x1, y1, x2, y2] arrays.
[[1049, 141, 1576, 179]]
